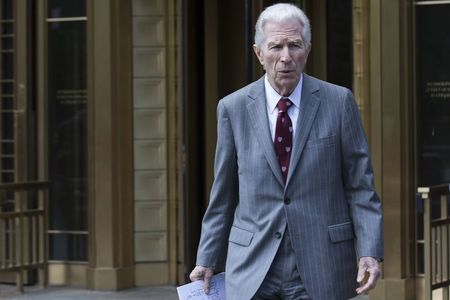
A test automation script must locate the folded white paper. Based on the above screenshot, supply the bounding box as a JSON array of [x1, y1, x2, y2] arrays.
[[177, 272, 225, 300]]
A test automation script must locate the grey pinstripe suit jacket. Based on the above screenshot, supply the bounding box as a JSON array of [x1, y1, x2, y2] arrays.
[[196, 74, 383, 300]]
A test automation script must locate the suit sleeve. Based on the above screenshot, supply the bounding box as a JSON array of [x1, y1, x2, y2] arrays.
[[340, 89, 384, 260], [196, 100, 239, 269]]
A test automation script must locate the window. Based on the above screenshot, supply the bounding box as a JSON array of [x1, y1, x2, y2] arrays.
[[47, 0, 88, 262]]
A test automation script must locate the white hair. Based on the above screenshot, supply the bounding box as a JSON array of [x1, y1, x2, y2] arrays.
[[254, 3, 311, 48]]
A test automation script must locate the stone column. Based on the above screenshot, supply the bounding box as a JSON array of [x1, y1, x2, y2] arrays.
[[86, 0, 134, 290], [365, 0, 416, 299]]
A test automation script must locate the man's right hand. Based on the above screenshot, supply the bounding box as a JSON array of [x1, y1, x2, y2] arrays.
[[189, 265, 214, 294]]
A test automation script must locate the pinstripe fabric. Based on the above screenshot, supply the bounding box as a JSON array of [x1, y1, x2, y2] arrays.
[[252, 227, 312, 299], [196, 74, 383, 300]]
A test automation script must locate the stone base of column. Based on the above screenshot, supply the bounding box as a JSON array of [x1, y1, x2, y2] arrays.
[[369, 277, 417, 300], [87, 266, 134, 290]]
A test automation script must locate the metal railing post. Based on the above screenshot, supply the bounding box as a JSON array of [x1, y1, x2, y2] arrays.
[[419, 187, 432, 300], [441, 194, 449, 299]]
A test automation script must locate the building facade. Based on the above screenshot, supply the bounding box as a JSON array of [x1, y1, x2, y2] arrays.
[[1, 0, 450, 299]]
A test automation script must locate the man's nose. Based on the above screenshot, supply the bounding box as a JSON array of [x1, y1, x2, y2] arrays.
[[280, 46, 292, 63]]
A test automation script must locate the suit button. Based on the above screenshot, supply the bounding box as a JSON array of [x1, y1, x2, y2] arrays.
[[275, 232, 282, 239], [284, 198, 291, 205]]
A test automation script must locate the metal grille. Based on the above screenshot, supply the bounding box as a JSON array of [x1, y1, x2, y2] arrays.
[[0, 0, 15, 188]]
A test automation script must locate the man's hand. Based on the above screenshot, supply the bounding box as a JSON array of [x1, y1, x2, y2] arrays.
[[189, 265, 214, 294], [356, 256, 381, 295]]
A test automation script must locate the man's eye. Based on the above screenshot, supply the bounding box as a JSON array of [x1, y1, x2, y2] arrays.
[[270, 45, 281, 50], [290, 44, 303, 49]]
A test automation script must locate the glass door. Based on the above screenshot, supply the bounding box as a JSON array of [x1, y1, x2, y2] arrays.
[[46, 0, 88, 262], [415, 0, 450, 275]]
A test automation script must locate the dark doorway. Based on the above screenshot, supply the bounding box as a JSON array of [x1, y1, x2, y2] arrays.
[[181, 0, 354, 280]]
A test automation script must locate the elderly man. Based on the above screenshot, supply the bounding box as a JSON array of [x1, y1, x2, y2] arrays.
[[190, 3, 383, 300]]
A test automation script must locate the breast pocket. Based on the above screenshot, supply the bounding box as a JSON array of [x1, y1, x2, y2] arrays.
[[229, 226, 254, 247], [306, 135, 335, 148]]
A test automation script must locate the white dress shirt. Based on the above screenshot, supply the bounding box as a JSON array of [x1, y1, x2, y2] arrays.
[[264, 74, 303, 142]]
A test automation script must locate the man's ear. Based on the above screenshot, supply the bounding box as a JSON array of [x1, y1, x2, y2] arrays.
[[253, 44, 264, 66]]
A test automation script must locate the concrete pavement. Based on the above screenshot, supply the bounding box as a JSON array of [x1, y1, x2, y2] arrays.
[[0, 285, 178, 299], [0, 284, 369, 299]]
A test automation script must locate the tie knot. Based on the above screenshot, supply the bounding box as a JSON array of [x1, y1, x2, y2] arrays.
[[277, 98, 292, 113]]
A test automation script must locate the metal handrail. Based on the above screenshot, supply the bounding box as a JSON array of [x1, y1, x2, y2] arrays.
[[0, 181, 49, 192]]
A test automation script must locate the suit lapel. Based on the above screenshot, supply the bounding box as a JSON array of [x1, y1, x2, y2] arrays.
[[246, 78, 285, 187], [286, 74, 321, 187]]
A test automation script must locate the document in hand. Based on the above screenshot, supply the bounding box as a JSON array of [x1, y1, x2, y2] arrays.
[[177, 272, 225, 300]]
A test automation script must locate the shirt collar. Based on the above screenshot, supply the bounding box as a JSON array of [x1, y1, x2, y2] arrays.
[[264, 74, 303, 114]]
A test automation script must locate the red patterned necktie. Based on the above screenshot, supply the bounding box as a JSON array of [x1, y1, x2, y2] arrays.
[[274, 97, 293, 182]]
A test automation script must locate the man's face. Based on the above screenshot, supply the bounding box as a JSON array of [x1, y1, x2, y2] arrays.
[[254, 19, 311, 96]]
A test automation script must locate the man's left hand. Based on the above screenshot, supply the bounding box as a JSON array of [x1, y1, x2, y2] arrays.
[[356, 256, 381, 295]]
